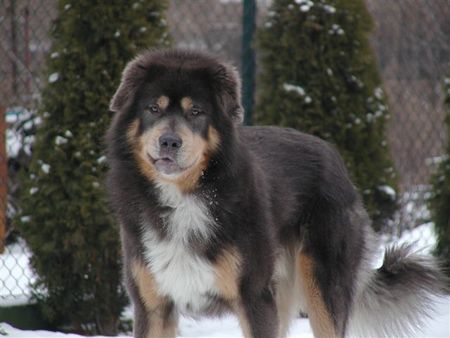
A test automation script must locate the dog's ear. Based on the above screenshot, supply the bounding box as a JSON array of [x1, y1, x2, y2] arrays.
[[213, 64, 244, 124], [110, 58, 148, 113]]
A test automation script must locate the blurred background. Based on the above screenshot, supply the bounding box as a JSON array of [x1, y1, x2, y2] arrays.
[[0, 0, 449, 333]]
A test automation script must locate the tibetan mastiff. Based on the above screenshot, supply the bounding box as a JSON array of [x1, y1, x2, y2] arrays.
[[106, 49, 445, 338]]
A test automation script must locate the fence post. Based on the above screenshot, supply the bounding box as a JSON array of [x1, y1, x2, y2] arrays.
[[10, 0, 18, 97], [0, 106, 6, 254], [241, 0, 256, 126]]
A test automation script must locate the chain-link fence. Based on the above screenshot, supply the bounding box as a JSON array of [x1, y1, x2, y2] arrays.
[[366, 0, 450, 236], [0, 0, 57, 305], [0, 0, 449, 305]]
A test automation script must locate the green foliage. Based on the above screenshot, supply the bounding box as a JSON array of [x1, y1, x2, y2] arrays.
[[17, 0, 169, 334], [256, 0, 398, 231], [429, 74, 450, 279]]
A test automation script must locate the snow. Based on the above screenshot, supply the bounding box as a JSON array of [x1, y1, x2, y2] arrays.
[[6, 107, 39, 158], [55, 136, 68, 145], [383, 222, 437, 255], [294, 0, 313, 12], [6, 129, 22, 158], [40, 163, 50, 174], [96, 155, 106, 164], [283, 83, 305, 96], [0, 317, 310, 338], [323, 4, 336, 13], [378, 184, 396, 198], [6, 114, 18, 124], [374, 87, 384, 99], [329, 24, 344, 35], [1, 222, 448, 337], [1, 298, 450, 338], [426, 155, 449, 166], [177, 316, 314, 338], [300, 4, 311, 12], [48, 73, 59, 83], [20, 216, 31, 223], [0, 241, 35, 306]]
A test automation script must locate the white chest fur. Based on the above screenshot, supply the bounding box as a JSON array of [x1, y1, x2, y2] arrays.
[[141, 183, 218, 314]]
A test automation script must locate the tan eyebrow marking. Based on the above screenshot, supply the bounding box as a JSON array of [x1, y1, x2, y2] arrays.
[[157, 95, 169, 110], [180, 97, 193, 111]]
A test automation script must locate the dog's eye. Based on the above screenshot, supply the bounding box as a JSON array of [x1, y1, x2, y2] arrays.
[[146, 105, 159, 114], [191, 108, 201, 117]]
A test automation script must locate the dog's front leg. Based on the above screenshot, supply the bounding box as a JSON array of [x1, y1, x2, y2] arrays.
[[236, 281, 279, 338], [130, 260, 178, 338], [132, 300, 177, 338]]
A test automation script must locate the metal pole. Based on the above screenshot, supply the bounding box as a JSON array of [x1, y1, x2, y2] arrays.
[[10, 0, 18, 97], [24, 6, 31, 96], [241, 0, 256, 125], [0, 106, 6, 254]]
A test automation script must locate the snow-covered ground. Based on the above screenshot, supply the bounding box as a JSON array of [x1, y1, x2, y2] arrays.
[[382, 221, 437, 255], [1, 297, 450, 338], [0, 316, 313, 338], [1, 222, 449, 337]]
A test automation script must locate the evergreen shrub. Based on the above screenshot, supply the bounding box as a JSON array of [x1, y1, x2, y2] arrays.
[[17, 0, 169, 333], [256, 0, 398, 231]]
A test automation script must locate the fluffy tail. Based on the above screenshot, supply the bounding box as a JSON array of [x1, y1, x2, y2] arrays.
[[348, 244, 448, 338]]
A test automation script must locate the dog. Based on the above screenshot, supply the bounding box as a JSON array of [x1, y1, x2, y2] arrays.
[[106, 49, 446, 338]]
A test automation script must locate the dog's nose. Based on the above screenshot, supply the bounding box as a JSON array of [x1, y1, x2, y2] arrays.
[[159, 133, 182, 149]]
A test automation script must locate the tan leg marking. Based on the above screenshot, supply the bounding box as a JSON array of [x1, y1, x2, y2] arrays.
[[298, 253, 337, 338], [234, 303, 254, 338], [214, 247, 241, 300], [277, 287, 296, 338], [131, 260, 177, 338], [275, 247, 301, 338]]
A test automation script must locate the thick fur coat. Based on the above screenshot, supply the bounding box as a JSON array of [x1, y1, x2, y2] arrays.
[[106, 49, 446, 338]]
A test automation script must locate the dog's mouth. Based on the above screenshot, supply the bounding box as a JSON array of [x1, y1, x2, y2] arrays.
[[148, 153, 199, 176], [149, 154, 181, 175]]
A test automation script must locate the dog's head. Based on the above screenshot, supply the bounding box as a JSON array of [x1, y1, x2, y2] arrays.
[[109, 49, 243, 192]]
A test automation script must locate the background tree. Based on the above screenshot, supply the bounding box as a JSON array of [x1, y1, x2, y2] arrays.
[[255, 0, 398, 231], [16, 0, 169, 333], [429, 74, 450, 280]]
